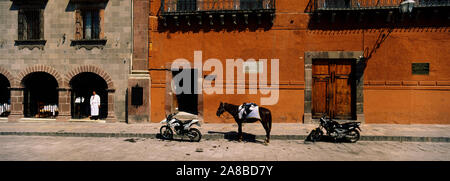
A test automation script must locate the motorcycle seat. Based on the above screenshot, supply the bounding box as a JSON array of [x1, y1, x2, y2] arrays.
[[172, 111, 198, 121], [340, 122, 360, 128]]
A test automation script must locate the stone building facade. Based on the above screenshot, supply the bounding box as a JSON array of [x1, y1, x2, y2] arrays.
[[0, 0, 150, 123]]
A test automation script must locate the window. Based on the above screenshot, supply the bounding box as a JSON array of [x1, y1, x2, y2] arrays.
[[18, 9, 44, 40], [176, 0, 196, 12], [75, 9, 102, 40], [323, 0, 351, 8], [72, 8, 105, 49], [241, 0, 263, 10]]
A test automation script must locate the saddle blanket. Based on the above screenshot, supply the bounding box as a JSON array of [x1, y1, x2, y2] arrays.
[[238, 103, 261, 120]]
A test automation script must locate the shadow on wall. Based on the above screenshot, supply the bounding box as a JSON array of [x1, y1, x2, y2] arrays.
[[9, 0, 48, 11], [125, 88, 128, 123], [65, 0, 109, 12], [305, 4, 449, 72]]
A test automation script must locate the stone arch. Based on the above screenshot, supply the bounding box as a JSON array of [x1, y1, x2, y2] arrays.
[[17, 65, 65, 88], [65, 65, 115, 90], [0, 66, 16, 87]]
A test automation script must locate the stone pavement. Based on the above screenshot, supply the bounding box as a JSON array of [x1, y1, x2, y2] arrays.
[[1, 136, 449, 161], [0, 120, 449, 142]]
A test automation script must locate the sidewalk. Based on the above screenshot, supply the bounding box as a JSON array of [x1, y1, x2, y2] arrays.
[[0, 121, 449, 142]]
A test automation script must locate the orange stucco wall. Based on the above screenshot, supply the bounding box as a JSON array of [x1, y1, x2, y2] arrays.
[[149, 0, 450, 124], [364, 89, 450, 124]]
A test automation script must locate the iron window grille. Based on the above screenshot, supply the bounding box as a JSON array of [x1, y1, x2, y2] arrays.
[[311, 0, 450, 11], [161, 0, 275, 14]]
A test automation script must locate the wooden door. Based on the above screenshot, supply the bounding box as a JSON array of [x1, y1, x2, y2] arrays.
[[312, 59, 355, 120], [312, 60, 330, 118]]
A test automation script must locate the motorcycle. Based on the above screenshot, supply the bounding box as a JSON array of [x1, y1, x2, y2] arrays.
[[309, 115, 361, 143], [160, 113, 202, 142]]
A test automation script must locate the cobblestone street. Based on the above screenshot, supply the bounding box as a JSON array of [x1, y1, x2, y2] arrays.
[[0, 136, 449, 161]]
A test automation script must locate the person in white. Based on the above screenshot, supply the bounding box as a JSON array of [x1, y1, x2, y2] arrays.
[[90, 91, 101, 120]]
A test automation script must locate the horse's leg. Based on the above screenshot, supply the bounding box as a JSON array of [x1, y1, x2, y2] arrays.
[[237, 121, 243, 142], [267, 114, 272, 143], [260, 119, 270, 144], [266, 120, 271, 144]]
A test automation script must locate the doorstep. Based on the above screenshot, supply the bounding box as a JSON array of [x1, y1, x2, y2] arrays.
[[69, 119, 106, 123], [18, 118, 57, 123], [0, 117, 8, 123]]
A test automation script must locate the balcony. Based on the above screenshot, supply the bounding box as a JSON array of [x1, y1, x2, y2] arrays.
[[310, 0, 449, 11], [306, 0, 449, 29], [159, 0, 276, 28], [160, 0, 275, 15]]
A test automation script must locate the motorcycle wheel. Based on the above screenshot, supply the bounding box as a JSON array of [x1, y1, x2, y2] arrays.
[[187, 128, 202, 142], [346, 129, 360, 143], [311, 128, 323, 142], [160, 125, 173, 140]]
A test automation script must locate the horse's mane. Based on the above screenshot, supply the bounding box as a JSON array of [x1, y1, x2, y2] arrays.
[[223, 103, 240, 119]]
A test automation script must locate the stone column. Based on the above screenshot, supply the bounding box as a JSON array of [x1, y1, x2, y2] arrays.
[[8, 88, 24, 122], [106, 90, 116, 123], [303, 53, 313, 124], [56, 88, 71, 122]]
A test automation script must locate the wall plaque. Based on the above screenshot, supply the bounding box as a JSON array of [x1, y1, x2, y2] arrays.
[[412, 63, 429, 75]]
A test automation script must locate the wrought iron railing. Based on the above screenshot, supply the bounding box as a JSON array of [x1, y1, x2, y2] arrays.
[[312, 0, 449, 10], [161, 0, 275, 14]]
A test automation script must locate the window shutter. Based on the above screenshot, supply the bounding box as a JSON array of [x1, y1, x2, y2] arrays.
[[18, 9, 25, 40], [99, 9, 104, 39], [75, 9, 83, 40], [39, 9, 44, 40]]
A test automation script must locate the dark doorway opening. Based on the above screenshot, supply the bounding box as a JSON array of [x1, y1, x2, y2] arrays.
[[172, 69, 198, 115], [22, 72, 59, 118], [0, 74, 10, 117], [70, 72, 108, 119]]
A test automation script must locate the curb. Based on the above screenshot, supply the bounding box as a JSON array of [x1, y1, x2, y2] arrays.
[[1, 132, 449, 142]]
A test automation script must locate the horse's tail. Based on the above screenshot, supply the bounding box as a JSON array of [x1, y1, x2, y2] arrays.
[[268, 110, 272, 131]]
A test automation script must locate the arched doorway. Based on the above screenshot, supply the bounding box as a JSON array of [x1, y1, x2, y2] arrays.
[[0, 74, 11, 117], [22, 72, 59, 118], [70, 72, 108, 119]]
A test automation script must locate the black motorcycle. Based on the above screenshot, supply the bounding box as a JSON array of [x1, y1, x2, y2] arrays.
[[309, 115, 361, 143]]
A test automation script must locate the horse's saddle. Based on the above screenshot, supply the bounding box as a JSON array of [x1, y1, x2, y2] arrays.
[[238, 103, 261, 120]]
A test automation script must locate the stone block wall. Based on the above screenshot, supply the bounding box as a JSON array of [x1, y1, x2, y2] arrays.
[[0, 0, 132, 122]]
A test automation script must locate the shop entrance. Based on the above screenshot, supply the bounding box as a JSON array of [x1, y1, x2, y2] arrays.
[[22, 72, 59, 118], [70, 72, 108, 119], [0, 74, 10, 117], [312, 59, 356, 120]]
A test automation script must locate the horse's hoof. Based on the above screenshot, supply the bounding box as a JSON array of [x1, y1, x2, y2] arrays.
[[238, 136, 243, 142]]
